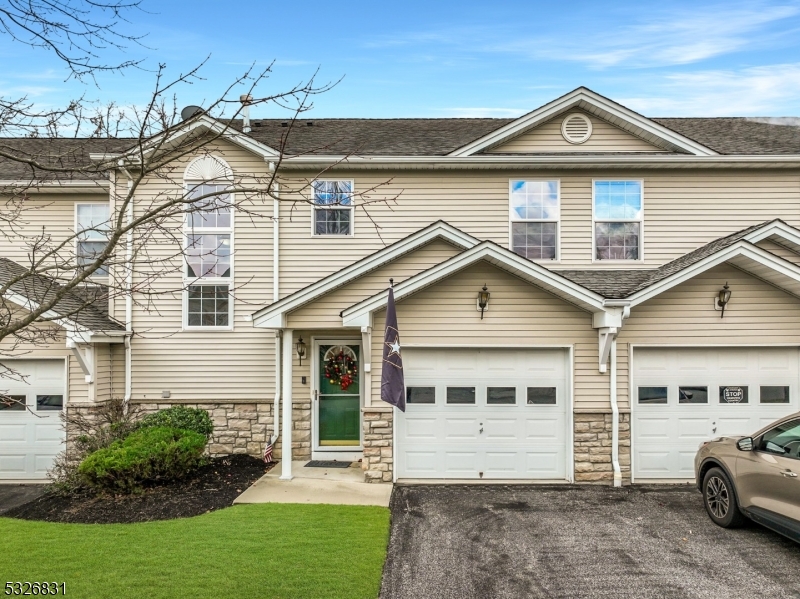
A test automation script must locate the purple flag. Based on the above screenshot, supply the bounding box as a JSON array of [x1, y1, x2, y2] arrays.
[[381, 287, 405, 412]]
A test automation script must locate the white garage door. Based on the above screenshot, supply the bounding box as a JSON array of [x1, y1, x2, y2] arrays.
[[632, 347, 799, 480], [0, 359, 66, 480], [395, 348, 569, 480]]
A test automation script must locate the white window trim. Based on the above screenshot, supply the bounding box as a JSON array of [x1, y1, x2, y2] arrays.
[[310, 179, 355, 238], [75, 201, 112, 281], [591, 178, 645, 263], [508, 178, 561, 262], [181, 182, 235, 331]]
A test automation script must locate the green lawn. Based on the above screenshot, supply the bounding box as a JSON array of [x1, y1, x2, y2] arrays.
[[1, 504, 390, 599]]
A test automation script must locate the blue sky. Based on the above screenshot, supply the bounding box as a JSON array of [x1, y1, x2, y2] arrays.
[[2, 0, 800, 119]]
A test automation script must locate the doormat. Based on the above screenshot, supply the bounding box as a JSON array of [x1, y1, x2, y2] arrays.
[[305, 460, 352, 468]]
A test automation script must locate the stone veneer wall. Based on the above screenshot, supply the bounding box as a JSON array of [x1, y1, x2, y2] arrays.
[[574, 412, 631, 482], [362, 409, 393, 483]]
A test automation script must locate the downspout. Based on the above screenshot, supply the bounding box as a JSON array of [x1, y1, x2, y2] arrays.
[[270, 175, 280, 447], [610, 338, 622, 487], [118, 161, 134, 413]]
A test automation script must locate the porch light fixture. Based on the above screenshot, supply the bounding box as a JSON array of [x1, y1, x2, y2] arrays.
[[477, 284, 490, 320], [717, 282, 731, 318], [296, 337, 307, 366]]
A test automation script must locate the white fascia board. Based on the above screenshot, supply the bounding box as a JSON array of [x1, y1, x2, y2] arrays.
[[744, 220, 800, 248], [627, 241, 800, 307], [341, 242, 605, 326], [251, 222, 481, 328], [445, 88, 718, 157], [278, 154, 800, 170]]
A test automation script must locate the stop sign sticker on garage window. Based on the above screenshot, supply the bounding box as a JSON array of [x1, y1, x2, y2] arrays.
[[720, 386, 748, 404]]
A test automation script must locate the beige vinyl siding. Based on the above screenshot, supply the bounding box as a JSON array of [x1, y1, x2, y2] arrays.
[[287, 239, 462, 329], [755, 238, 800, 266], [367, 260, 608, 411], [124, 141, 276, 403], [486, 113, 665, 153], [0, 192, 107, 267], [279, 168, 800, 281], [616, 263, 800, 410]]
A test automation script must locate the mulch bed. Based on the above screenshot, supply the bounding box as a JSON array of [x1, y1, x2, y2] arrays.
[[4, 455, 273, 524]]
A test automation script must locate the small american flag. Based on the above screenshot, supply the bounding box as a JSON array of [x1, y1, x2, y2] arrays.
[[263, 440, 274, 464]]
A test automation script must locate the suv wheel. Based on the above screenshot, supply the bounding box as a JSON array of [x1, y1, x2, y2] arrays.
[[702, 467, 745, 528]]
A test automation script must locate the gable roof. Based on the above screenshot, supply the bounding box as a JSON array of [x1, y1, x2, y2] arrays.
[[557, 219, 800, 302], [653, 118, 800, 156], [0, 258, 124, 332], [445, 87, 718, 157], [251, 221, 480, 328], [341, 240, 607, 327]]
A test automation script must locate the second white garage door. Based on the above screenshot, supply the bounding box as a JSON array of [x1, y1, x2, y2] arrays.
[[632, 347, 799, 480], [395, 348, 569, 480]]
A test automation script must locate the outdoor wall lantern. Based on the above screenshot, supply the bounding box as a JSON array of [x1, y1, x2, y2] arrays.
[[296, 337, 307, 366], [717, 282, 731, 318], [477, 284, 490, 320]]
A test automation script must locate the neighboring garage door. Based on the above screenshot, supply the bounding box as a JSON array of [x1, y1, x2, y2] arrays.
[[396, 348, 568, 480], [0, 359, 66, 480], [632, 347, 800, 480]]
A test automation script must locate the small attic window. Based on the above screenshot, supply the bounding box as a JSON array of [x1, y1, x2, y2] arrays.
[[561, 113, 592, 144]]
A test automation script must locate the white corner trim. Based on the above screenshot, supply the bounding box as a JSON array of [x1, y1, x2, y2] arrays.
[[252, 221, 481, 328], [446, 88, 718, 157], [341, 241, 606, 327], [627, 240, 800, 307]]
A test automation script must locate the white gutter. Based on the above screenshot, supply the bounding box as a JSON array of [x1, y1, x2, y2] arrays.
[[270, 177, 281, 448], [117, 162, 134, 412], [610, 337, 622, 488]]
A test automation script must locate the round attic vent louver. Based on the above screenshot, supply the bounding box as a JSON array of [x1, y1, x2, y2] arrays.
[[561, 113, 592, 144]]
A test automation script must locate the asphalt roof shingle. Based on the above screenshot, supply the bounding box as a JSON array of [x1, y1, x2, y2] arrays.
[[0, 257, 124, 331]]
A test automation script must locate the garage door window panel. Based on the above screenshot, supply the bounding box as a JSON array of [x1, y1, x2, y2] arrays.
[[0, 395, 26, 411], [447, 387, 476, 404], [527, 387, 557, 405], [719, 386, 748, 404], [679, 386, 708, 404], [36, 395, 63, 411], [761, 386, 791, 404], [638, 386, 668, 405], [407, 387, 435, 404], [487, 387, 516, 405]]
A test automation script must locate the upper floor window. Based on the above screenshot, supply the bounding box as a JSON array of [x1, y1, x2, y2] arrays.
[[509, 180, 559, 260], [313, 180, 353, 236], [76, 203, 110, 277], [184, 182, 233, 329], [593, 180, 643, 261]]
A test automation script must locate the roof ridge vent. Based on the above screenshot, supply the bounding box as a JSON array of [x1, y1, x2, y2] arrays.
[[561, 113, 592, 144]]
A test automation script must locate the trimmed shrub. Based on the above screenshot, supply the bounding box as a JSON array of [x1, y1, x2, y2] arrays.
[[138, 406, 213, 438], [77, 426, 207, 493]]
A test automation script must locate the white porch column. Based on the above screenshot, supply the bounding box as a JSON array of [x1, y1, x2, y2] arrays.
[[280, 328, 294, 480]]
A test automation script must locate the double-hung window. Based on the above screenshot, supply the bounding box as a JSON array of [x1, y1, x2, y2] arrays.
[[184, 183, 232, 329], [593, 180, 643, 260], [510, 180, 559, 260], [312, 180, 353, 236], [76, 203, 111, 277]]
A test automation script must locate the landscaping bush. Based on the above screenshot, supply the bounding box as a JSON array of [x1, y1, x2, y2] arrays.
[[138, 406, 213, 438], [77, 426, 207, 494]]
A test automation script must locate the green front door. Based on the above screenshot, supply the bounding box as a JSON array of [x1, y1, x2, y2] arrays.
[[318, 344, 361, 446]]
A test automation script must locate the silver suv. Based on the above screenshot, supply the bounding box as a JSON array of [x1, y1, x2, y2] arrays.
[[695, 412, 800, 542]]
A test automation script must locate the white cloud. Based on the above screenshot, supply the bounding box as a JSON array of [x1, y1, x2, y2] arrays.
[[617, 63, 800, 115], [498, 2, 800, 68]]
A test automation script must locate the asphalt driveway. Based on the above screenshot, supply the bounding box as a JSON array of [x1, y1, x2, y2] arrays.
[[0, 484, 47, 515], [380, 485, 800, 599]]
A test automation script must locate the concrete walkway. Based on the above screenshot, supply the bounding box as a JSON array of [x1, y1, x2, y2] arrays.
[[234, 461, 392, 507]]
